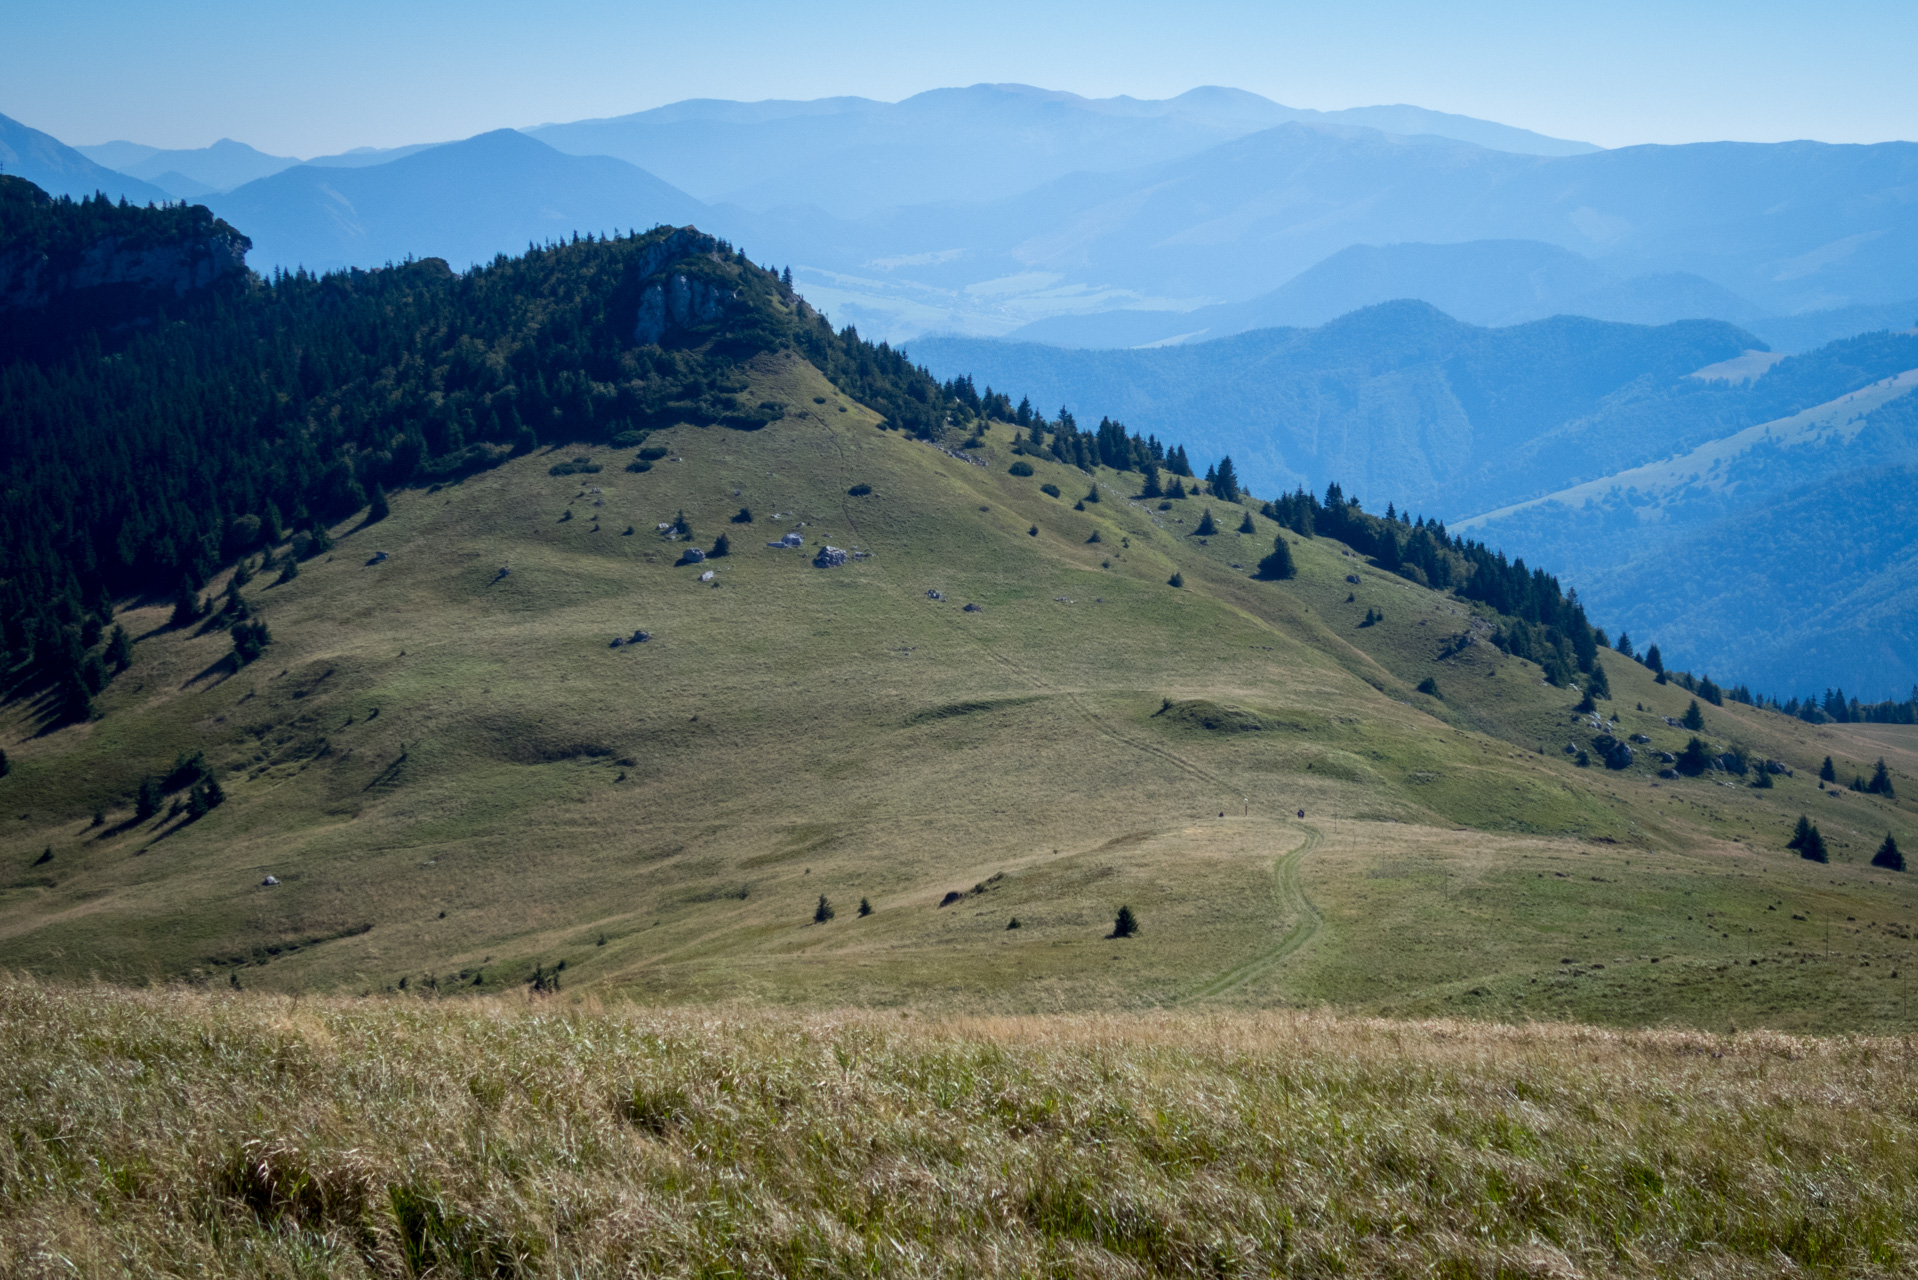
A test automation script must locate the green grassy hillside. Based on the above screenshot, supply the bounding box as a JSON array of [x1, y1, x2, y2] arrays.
[[3, 346, 1914, 1030]]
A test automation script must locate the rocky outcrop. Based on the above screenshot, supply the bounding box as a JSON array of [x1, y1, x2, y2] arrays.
[[634, 270, 735, 345], [1, 230, 248, 311]]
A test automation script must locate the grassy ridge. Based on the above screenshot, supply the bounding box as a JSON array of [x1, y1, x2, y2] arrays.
[[1, 976, 1913, 1277], [1, 350, 1915, 1028]]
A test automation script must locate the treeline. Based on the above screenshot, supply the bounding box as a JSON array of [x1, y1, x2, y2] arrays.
[[0, 187, 973, 716]]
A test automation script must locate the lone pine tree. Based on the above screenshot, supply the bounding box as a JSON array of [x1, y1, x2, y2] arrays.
[[1682, 700, 1705, 731], [1872, 833, 1904, 872], [1109, 905, 1139, 939], [1255, 535, 1296, 581]]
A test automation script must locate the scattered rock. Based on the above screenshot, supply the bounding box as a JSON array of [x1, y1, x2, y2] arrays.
[[699, 570, 715, 582], [630, 630, 650, 643], [1346, 574, 1361, 584], [261, 875, 279, 886], [1658, 768, 1679, 779], [1659, 751, 1677, 764], [963, 602, 983, 612], [767, 531, 803, 548], [366, 551, 389, 565], [1629, 733, 1651, 743], [926, 589, 944, 600], [676, 547, 706, 565], [608, 637, 624, 648], [813, 545, 847, 568]]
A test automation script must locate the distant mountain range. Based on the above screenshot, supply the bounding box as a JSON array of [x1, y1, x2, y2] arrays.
[[12, 86, 1918, 351], [208, 129, 706, 276]]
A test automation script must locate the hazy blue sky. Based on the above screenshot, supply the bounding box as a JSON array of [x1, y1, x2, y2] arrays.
[[8, 0, 1916, 156]]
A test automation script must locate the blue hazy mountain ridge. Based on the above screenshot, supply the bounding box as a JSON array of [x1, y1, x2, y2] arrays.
[[0, 113, 169, 205], [1463, 353, 1918, 697], [906, 128, 1918, 316], [737, 124, 1918, 342], [528, 84, 1599, 216], [909, 303, 1771, 513], [208, 129, 710, 275], [1003, 241, 1771, 347], [74, 138, 299, 195]]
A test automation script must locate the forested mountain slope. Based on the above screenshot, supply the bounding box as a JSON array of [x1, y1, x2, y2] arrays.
[[1, 182, 1914, 1032]]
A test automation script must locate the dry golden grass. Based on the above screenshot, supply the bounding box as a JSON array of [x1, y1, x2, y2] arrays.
[[2, 975, 1914, 1277]]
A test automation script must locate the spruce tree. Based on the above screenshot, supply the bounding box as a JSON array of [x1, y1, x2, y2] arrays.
[[1869, 759, 1894, 797], [368, 483, 390, 523], [1167, 478, 1186, 499], [1587, 661, 1611, 700], [1255, 535, 1296, 581], [710, 534, 730, 557], [1676, 736, 1711, 776], [105, 625, 131, 673], [1614, 632, 1634, 659], [1140, 462, 1162, 498], [1644, 644, 1664, 674], [1195, 509, 1218, 536], [1873, 833, 1905, 871], [1682, 700, 1705, 731], [1109, 905, 1139, 938], [170, 580, 201, 628], [0, 748, 8, 778], [1238, 510, 1256, 534], [136, 775, 161, 821], [857, 897, 872, 917], [1788, 815, 1814, 853], [1820, 756, 1836, 782], [1167, 572, 1184, 588], [1212, 456, 1241, 503], [1083, 484, 1100, 504], [814, 894, 835, 923]]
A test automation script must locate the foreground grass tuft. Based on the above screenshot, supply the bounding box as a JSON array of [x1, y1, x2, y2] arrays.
[[1, 977, 1914, 1276]]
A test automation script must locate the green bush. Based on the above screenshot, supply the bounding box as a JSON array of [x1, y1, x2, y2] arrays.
[[1040, 483, 1060, 497], [814, 895, 835, 924], [1109, 906, 1139, 938], [1167, 572, 1184, 588], [1008, 461, 1034, 477], [1417, 677, 1441, 698]]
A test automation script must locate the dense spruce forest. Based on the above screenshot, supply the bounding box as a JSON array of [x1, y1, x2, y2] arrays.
[[1, 175, 1907, 728]]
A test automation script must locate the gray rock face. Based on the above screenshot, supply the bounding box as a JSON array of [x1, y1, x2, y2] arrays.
[[677, 547, 706, 565], [1591, 735, 1634, 770], [634, 271, 735, 345], [0, 231, 248, 311], [813, 545, 847, 568], [768, 531, 804, 548]]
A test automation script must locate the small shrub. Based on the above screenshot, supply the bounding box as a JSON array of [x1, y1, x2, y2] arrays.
[[1029, 525, 1039, 537], [549, 456, 601, 477], [1873, 833, 1904, 872], [1040, 483, 1060, 498], [625, 459, 652, 473], [276, 558, 300, 584], [639, 447, 669, 461], [1167, 572, 1184, 588], [368, 484, 390, 522], [231, 620, 272, 665], [0, 748, 9, 778], [1007, 917, 1021, 930], [1109, 906, 1139, 939], [1009, 461, 1034, 477], [1238, 511, 1256, 533], [710, 534, 730, 558], [731, 507, 754, 523], [1086, 530, 1101, 543], [857, 897, 872, 917], [847, 483, 872, 497], [1750, 768, 1773, 789], [1417, 677, 1441, 698], [814, 895, 835, 924], [1675, 737, 1710, 776], [1195, 509, 1218, 536], [1820, 755, 1836, 782], [1083, 484, 1101, 504], [33, 847, 51, 866]]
